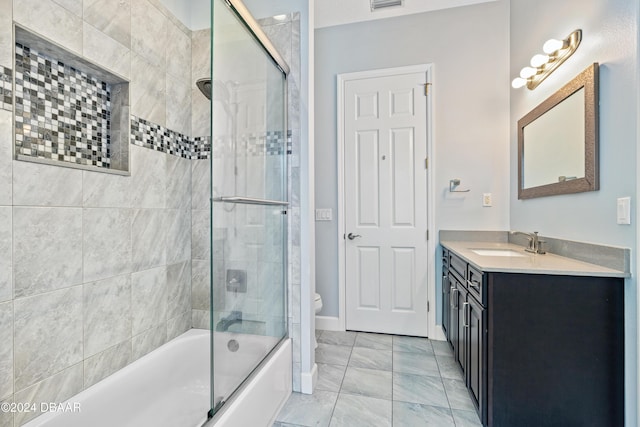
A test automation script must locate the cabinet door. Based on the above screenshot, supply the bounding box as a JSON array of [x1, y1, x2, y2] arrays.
[[442, 269, 450, 339], [448, 273, 459, 360], [455, 281, 468, 371], [466, 294, 486, 423]]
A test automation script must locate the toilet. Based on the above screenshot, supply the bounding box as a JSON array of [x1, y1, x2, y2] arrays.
[[314, 293, 323, 349]]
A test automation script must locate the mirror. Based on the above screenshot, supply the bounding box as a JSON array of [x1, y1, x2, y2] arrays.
[[518, 63, 599, 199]]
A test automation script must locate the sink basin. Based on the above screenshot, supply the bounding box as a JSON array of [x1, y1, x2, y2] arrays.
[[470, 248, 527, 257]]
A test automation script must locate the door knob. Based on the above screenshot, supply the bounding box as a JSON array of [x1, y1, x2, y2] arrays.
[[347, 233, 361, 240]]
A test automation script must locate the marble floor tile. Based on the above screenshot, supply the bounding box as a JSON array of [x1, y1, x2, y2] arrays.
[[329, 394, 392, 427], [340, 367, 392, 400], [315, 343, 352, 366], [393, 350, 439, 376], [392, 372, 449, 408], [431, 339, 454, 357], [435, 354, 464, 380], [442, 378, 476, 411], [316, 363, 346, 393], [274, 391, 338, 427], [452, 409, 482, 427], [348, 347, 392, 371], [317, 330, 357, 347], [392, 401, 455, 426], [354, 332, 393, 351], [392, 336, 434, 354]]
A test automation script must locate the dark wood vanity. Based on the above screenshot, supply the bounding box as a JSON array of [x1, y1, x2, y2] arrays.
[[441, 244, 625, 427]]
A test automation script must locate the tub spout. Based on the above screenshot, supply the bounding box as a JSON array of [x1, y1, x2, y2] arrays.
[[216, 311, 243, 332]]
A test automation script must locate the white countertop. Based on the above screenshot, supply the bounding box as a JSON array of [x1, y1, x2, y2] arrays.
[[441, 240, 628, 278]]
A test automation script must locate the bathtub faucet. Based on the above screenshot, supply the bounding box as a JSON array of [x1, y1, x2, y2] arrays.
[[216, 310, 243, 332]]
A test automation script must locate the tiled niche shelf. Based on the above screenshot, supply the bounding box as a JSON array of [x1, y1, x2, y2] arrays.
[[13, 26, 130, 175]]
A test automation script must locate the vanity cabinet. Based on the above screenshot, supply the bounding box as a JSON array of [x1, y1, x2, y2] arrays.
[[441, 248, 624, 427], [442, 249, 450, 340], [447, 253, 487, 422]]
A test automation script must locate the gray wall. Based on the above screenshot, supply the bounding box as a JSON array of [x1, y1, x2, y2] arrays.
[[509, 0, 638, 423], [314, 1, 511, 317]]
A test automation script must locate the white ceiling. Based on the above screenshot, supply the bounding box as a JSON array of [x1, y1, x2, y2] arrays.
[[315, 0, 497, 29]]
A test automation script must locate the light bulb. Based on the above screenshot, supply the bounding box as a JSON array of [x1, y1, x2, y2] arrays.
[[530, 54, 550, 68], [543, 38, 564, 54], [511, 77, 527, 89], [520, 67, 537, 79]]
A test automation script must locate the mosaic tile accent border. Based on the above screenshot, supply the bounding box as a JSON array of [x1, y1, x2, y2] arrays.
[[0, 65, 11, 112], [132, 115, 291, 160], [14, 44, 112, 168]]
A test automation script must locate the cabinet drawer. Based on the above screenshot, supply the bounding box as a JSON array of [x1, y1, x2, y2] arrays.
[[449, 253, 467, 282], [467, 265, 485, 305]]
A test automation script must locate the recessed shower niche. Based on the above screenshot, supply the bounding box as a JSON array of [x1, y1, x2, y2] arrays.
[[13, 26, 130, 174]]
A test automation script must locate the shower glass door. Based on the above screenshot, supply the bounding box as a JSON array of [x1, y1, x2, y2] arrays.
[[209, 0, 288, 416]]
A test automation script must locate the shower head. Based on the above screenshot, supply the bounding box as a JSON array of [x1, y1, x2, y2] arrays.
[[196, 78, 212, 100]]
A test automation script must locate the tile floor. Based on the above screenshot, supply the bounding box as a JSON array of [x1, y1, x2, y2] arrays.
[[273, 330, 482, 427]]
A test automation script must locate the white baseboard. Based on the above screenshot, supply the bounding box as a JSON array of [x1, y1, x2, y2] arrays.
[[300, 363, 317, 394], [431, 325, 447, 341], [315, 315, 342, 331]]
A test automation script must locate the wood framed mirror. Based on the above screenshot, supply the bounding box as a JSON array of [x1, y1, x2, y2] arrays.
[[517, 63, 599, 199]]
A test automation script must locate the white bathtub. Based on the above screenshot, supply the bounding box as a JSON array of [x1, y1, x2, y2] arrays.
[[23, 329, 291, 427]]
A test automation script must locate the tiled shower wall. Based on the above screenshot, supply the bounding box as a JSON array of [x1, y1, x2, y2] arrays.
[[0, 1, 199, 425]]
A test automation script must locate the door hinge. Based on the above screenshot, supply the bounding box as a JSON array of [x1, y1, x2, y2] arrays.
[[427, 301, 430, 312], [426, 230, 429, 240], [423, 82, 432, 96], [425, 157, 428, 169]]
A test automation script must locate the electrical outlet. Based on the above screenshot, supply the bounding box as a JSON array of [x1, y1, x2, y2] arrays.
[[483, 193, 492, 207]]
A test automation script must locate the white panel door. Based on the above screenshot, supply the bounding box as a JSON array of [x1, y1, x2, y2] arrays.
[[344, 69, 428, 337]]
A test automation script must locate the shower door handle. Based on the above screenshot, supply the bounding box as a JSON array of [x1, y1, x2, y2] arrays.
[[347, 233, 361, 240]]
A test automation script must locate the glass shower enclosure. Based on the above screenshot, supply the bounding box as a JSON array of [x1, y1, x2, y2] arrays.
[[206, 0, 289, 418]]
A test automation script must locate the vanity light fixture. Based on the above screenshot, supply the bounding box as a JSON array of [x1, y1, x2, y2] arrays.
[[512, 29, 582, 90]]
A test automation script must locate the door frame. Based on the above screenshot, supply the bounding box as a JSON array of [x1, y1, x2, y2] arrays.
[[336, 64, 439, 338]]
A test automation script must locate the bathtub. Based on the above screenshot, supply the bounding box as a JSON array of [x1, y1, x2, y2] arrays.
[[23, 329, 291, 427]]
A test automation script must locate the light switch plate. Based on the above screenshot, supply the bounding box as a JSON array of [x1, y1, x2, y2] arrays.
[[315, 208, 333, 221], [617, 197, 631, 225], [482, 193, 492, 207]]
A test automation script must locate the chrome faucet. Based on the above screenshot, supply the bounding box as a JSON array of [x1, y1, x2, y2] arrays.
[[510, 231, 546, 254]]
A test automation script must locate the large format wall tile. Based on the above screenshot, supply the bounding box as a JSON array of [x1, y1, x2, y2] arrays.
[[131, 0, 167, 68], [166, 74, 192, 137], [191, 160, 210, 210], [0, 208, 10, 303], [167, 261, 190, 320], [13, 162, 83, 207], [83, 275, 131, 357], [191, 209, 210, 261], [14, 286, 83, 391], [13, 363, 83, 426], [166, 21, 191, 82], [167, 209, 191, 264], [131, 266, 167, 336], [83, 208, 132, 283], [51, 0, 82, 16], [167, 310, 191, 341], [130, 145, 166, 209], [166, 155, 191, 209], [0, 110, 12, 205], [83, 340, 131, 388], [83, 22, 131, 80], [132, 209, 167, 272], [191, 259, 210, 311], [83, 170, 132, 208], [132, 324, 166, 360], [83, 0, 131, 48], [0, 0, 11, 68], [131, 53, 166, 127], [13, 0, 82, 55], [0, 302, 12, 400], [13, 207, 83, 298]]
